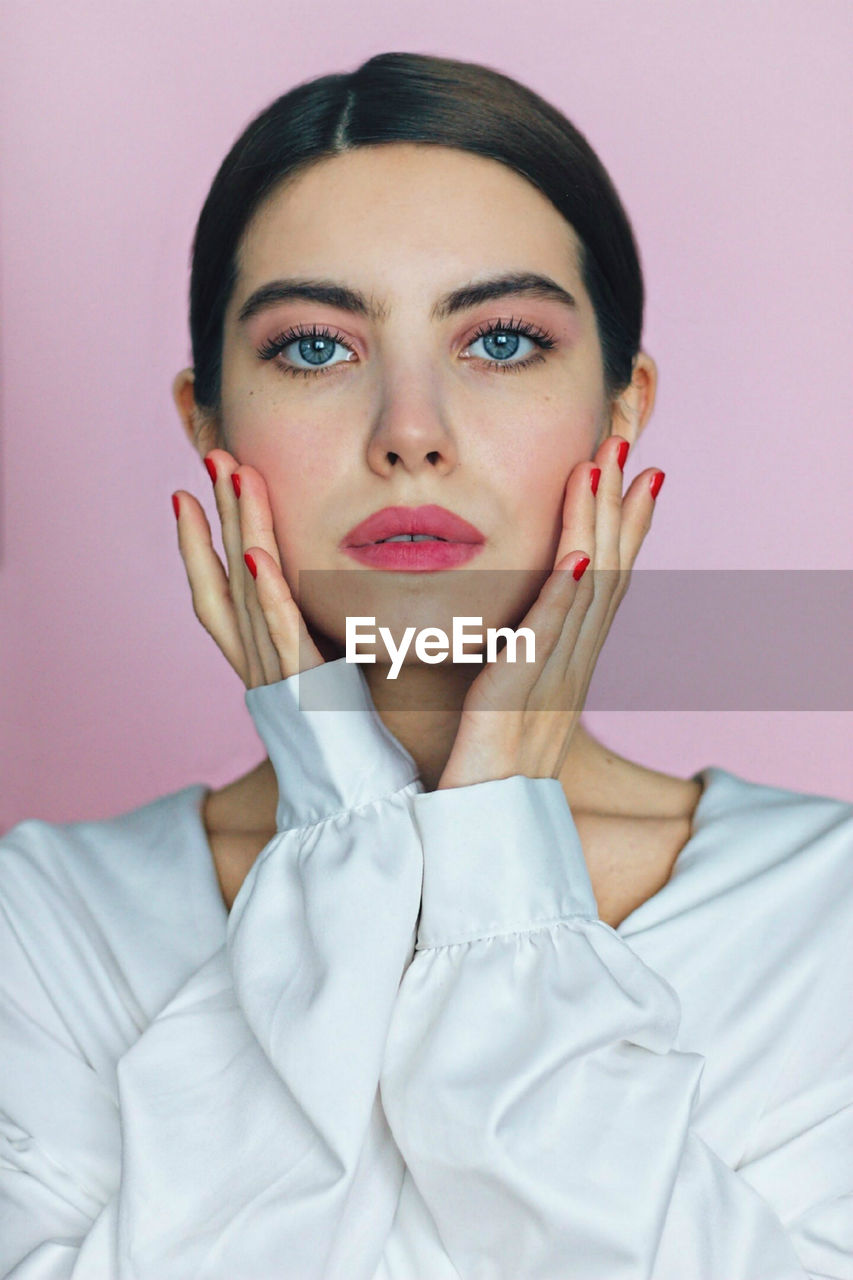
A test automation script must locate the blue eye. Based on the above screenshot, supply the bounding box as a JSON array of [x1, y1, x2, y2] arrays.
[[256, 316, 557, 379], [463, 317, 557, 374], [256, 324, 357, 377], [474, 330, 525, 361]]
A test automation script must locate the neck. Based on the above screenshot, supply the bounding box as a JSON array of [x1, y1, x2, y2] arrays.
[[245, 658, 687, 827], [360, 660, 615, 803]]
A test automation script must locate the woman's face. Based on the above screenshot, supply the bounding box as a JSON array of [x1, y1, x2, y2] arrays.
[[214, 143, 632, 655]]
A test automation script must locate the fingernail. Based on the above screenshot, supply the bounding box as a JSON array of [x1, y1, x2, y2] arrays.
[[573, 555, 590, 581], [244, 552, 257, 579], [231, 473, 242, 499], [171, 493, 180, 520], [616, 440, 630, 472], [650, 470, 666, 499], [589, 467, 601, 496], [204, 456, 217, 486]]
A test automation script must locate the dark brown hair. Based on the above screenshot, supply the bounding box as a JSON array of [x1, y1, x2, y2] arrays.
[[188, 52, 644, 419]]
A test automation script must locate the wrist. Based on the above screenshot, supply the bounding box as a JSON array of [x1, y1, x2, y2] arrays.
[[245, 657, 421, 829]]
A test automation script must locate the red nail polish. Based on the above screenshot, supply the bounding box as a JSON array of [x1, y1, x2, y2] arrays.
[[204, 456, 217, 485], [244, 552, 257, 579], [172, 493, 180, 520], [589, 467, 601, 496], [573, 555, 590, 581], [616, 440, 630, 472], [231, 473, 241, 499], [650, 471, 665, 499]]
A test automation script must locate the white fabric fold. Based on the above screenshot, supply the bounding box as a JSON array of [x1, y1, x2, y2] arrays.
[[379, 773, 835, 1278], [2, 657, 424, 1278], [1, 672, 851, 1278]]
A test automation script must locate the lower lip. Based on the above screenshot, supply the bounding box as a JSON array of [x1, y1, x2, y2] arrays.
[[341, 540, 485, 570]]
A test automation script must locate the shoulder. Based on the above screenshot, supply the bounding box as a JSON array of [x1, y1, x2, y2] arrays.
[[699, 765, 852, 861], [0, 785, 223, 1022], [702, 773, 853, 1177], [640, 765, 853, 990], [685, 766, 853, 972], [0, 785, 209, 917], [637, 769, 853, 1136]]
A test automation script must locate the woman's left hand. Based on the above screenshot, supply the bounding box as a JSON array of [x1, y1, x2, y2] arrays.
[[436, 429, 665, 790]]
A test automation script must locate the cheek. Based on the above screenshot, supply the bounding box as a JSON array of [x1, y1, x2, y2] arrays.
[[225, 404, 334, 492], [503, 412, 599, 553], [261, 456, 322, 540], [505, 407, 598, 498], [504, 386, 599, 447], [257, 445, 346, 564]]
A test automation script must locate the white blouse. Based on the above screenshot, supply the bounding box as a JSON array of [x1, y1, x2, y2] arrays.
[[1, 656, 851, 1279]]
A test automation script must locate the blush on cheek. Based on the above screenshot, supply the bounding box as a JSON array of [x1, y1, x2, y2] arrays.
[[564, 408, 604, 461]]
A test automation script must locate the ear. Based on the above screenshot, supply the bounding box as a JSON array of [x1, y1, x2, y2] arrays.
[[606, 351, 658, 447], [171, 368, 222, 457]]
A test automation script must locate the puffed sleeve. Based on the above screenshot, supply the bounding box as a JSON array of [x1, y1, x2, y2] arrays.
[[0, 657, 424, 1279], [379, 774, 846, 1279]]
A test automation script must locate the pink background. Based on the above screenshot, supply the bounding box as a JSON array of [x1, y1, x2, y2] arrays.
[[1, 0, 851, 831]]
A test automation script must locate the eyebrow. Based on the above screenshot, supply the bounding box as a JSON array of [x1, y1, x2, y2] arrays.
[[235, 271, 578, 326]]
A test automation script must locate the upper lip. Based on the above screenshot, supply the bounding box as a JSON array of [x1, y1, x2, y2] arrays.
[[341, 505, 486, 548]]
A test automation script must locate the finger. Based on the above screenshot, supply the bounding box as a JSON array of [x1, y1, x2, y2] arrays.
[[618, 468, 665, 573], [204, 449, 265, 688], [231, 464, 290, 685], [528, 450, 601, 688], [498, 550, 593, 691], [532, 432, 630, 693], [173, 488, 249, 683], [541, 550, 597, 677], [552, 460, 596, 574], [458, 547, 594, 718], [233, 465, 283, 571], [244, 545, 324, 680], [592, 431, 629, 571], [570, 430, 631, 659], [596, 464, 662, 634], [583, 465, 664, 686]]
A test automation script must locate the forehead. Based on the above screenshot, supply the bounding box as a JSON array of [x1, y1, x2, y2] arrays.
[[234, 143, 583, 302]]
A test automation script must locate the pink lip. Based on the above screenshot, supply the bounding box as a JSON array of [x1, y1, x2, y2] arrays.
[[340, 504, 486, 572], [342, 540, 485, 571], [341, 504, 486, 548]]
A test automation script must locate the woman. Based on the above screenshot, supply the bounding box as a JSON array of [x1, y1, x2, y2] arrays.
[[1, 52, 850, 1280]]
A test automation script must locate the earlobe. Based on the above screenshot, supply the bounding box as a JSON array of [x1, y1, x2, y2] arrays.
[[172, 368, 219, 456], [172, 368, 198, 446], [607, 352, 657, 445], [632, 352, 658, 434], [607, 393, 642, 448]]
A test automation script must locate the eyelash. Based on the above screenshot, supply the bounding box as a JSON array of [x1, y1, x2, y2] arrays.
[[255, 317, 557, 379]]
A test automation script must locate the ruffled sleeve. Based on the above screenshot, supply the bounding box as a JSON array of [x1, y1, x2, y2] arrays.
[[0, 657, 424, 1279], [379, 774, 840, 1278]]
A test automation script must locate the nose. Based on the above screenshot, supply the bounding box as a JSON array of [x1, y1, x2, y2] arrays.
[[365, 367, 458, 477]]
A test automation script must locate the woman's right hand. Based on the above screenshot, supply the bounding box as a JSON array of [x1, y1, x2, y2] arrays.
[[172, 449, 324, 689]]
